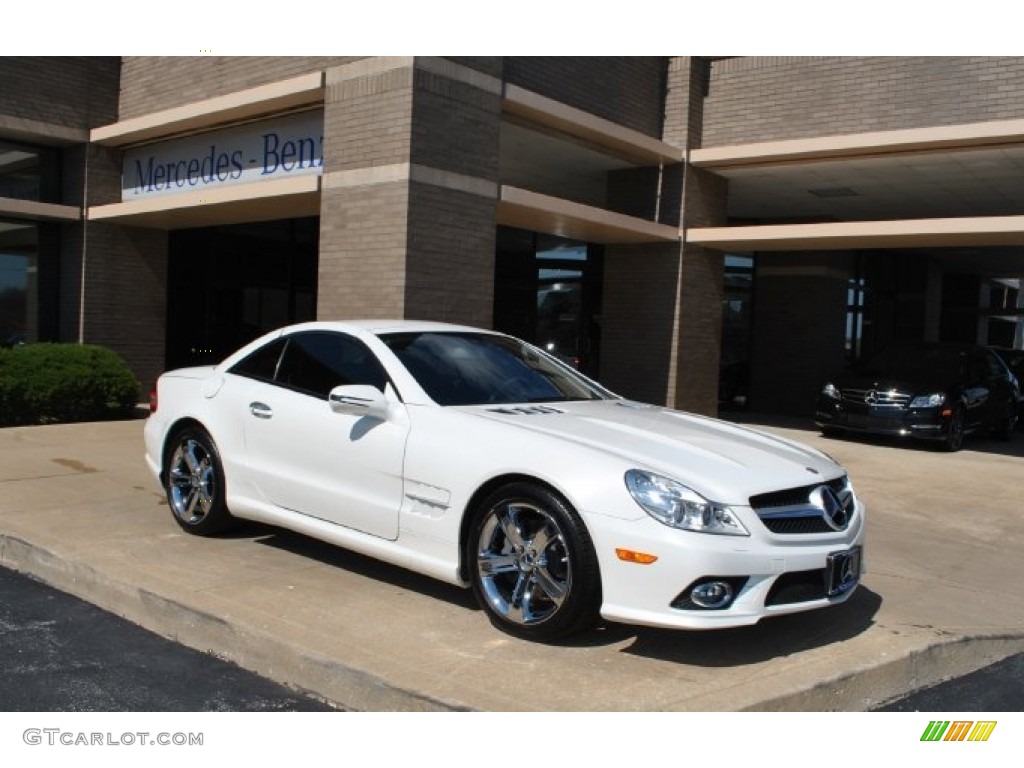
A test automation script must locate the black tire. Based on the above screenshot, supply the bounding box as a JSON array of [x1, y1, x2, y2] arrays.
[[820, 426, 845, 439], [467, 482, 601, 642], [992, 399, 1018, 441], [164, 426, 234, 535], [943, 406, 966, 452]]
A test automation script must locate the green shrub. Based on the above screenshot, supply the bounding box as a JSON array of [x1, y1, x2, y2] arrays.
[[0, 344, 140, 426]]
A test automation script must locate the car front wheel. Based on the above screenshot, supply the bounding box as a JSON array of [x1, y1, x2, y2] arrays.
[[993, 398, 1018, 441], [468, 482, 601, 642], [943, 406, 966, 452], [165, 426, 234, 535]]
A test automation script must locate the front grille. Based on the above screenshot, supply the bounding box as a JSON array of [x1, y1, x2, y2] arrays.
[[750, 476, 855, 534], [840, 388, 911, 408], [750, 476, 846, 510], [765, 569, 827, 606], [764, 516, 834, 535]]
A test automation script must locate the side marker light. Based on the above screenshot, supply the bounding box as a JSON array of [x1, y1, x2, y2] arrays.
[[616, 548, 658, 565]]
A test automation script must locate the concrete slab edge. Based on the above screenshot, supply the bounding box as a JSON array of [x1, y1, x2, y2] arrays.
[[745, 634, 1024, 711], [0, 534, 471, 712], [5, 531, 1021, 712]]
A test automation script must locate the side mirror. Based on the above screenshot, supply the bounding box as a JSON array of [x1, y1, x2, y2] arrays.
[[328, 384, 391, 421]]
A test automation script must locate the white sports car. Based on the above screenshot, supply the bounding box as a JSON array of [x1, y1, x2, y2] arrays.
[[144, 320, 865, 641]]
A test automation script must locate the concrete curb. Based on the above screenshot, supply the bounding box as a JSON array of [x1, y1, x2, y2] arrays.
[[0, 534, 467, 712], [746, 633, 1024, 711], [5, 530, 1022, 712]]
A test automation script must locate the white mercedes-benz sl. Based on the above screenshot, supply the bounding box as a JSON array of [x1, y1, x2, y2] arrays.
[[144, 320, 865, 641]]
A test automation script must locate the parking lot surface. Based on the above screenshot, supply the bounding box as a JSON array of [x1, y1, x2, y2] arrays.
[[1, 417, 1021, 710]]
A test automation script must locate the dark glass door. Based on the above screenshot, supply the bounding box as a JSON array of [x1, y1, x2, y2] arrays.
[[166, 218, 318, 368], [494, 227, 603, 376]]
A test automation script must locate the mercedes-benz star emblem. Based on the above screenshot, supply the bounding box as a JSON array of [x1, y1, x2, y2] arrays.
[[809, 485, 849, 531], [838, 555, 857, 587], [864, 389, 878, 405]]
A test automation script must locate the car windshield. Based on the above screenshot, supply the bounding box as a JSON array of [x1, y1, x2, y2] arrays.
[[380, 331, 612, 406], [857, 345, 967, 381]]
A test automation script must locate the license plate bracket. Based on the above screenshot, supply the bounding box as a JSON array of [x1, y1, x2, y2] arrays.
[[826, 546, 862, 596]]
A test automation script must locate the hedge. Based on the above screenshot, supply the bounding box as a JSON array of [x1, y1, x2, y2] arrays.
[[0, 344, 140, 426]]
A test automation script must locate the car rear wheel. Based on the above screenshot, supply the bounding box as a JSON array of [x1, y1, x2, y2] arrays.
[[165, 426, 234, 535], [468, 482, 601, 642]]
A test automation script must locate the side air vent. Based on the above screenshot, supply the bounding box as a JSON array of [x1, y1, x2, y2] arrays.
[[487, 405, 565, 416]]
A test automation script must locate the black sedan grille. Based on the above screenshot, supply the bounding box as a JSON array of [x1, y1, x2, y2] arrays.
[[840, 388, 911, 408], [749, 476, 855, 534]]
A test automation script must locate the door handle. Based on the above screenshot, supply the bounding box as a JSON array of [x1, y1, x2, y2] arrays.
[[249, 402, 273, 419]]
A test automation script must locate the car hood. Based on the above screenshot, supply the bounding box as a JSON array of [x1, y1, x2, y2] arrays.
[[461, 400, 840, 505]]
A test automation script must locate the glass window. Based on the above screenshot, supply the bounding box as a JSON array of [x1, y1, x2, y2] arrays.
[[494, 228, 603, 376], [0, 141, 59, 203], [228, 337, 287, 382], [0, 219, 39, 346], [720, 254, 754, 410], [275, 332, 388, 399], [381, 331, 610, 406]]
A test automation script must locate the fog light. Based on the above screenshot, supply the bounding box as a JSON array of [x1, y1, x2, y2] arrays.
[[690, 580, 735, 609]]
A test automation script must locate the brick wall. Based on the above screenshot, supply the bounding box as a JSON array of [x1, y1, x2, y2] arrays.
[[606, 165, 683, 227], [117, 57, 364, 118], [410, 68, 500, 179], [600, 59, 726, 413], [78, 222, 168, 391], [318, 181, 410, 319], [405, 182, 496, 327], [704, 56, 1024, 146], [0, 57, 119, 131], [56, 142, 168, 388], [317, 58, 501, 326], [504, 57, 666, 137], [600, 243, 682, 405]]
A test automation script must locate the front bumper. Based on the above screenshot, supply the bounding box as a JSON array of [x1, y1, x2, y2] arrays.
[[815, 399, 948, 441], [584, 498, 866, 630]]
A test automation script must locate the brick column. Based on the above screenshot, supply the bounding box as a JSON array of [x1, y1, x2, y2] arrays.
[[317, 58, 501, 326], [67, 143, 168, 391], [601, 57, 727, 413], [748, 254, 851, 416]]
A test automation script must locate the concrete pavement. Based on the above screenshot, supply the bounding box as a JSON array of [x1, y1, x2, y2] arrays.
[[1, 416, 1022, 711]]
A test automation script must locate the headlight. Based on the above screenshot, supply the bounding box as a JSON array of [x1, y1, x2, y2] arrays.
[[909, 392, 945, 408], [624, 470, 749, 536], [822, 382, 840, 399]]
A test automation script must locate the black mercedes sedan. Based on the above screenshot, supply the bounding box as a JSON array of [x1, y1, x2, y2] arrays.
[[815, 343, 1020, 451]]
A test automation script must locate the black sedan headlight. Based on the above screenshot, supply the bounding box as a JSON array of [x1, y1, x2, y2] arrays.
[[909, 393, 945, 408]]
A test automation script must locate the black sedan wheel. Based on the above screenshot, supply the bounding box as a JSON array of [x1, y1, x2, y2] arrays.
[[165, 426, 234, 535], [469, 483, 601, 642], [943, 407, 966, 452], [993, 398, 1018, 441]]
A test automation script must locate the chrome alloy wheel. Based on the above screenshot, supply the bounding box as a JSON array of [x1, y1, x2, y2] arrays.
[[168, 437, 217, 526], [475, 502, 571, 627]]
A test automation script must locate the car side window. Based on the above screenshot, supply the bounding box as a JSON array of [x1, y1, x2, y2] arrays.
[[983, 354, 1007, 380], [275, 332, 388, 399], [228, 337, 287, 382]]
